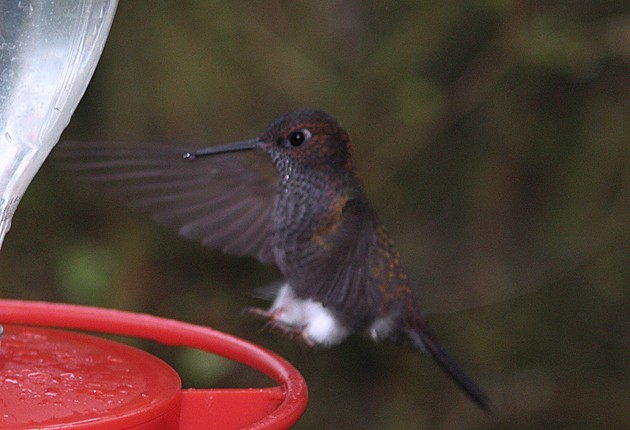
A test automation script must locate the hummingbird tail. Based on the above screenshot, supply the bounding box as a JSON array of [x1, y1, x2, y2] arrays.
[[405, 324, 492, 413]]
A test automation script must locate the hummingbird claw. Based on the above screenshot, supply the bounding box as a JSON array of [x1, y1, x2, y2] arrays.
[[268, 322, 316, 348], [242, 306, 316, 348], [243, 306, 276, 332], [242, 306, 275, 320]]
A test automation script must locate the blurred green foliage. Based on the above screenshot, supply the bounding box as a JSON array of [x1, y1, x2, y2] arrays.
[[2, 1, 629, 428]]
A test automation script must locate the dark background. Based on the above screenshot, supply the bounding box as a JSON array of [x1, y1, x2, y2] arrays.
[[2, 1, 629, 428]]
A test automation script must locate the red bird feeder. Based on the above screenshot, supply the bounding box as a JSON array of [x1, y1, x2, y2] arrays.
[[0, 299, 308, 429]]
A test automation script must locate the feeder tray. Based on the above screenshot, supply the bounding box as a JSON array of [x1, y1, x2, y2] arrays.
[[0, 299, 308, 429]]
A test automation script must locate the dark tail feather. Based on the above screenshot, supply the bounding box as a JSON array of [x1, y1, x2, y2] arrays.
[[404, 325, 492, 413]]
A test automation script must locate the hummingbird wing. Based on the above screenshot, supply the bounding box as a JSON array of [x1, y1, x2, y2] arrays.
[[287, 196, 386, 318], [290, 196, 492, 411], [55, 142, 277, 264], [289, 195, 422, 322]]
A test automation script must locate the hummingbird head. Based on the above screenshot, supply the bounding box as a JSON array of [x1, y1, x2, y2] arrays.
[[261, 109, 354, 174], [186, 109, 354, 175]]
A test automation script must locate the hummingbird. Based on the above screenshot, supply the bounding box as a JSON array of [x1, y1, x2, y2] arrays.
[[59, 109, 491, 411]]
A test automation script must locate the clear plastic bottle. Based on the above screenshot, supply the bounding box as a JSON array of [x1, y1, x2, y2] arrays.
[[0, 0, 118, 248]]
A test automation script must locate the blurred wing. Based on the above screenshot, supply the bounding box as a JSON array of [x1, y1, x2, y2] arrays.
[[289, 197, 385, 318], [55, 142, 278, 264], [406, 200, 627, 314]]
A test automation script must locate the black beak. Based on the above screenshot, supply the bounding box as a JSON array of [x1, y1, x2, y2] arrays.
[[184, 138, 262, 160]]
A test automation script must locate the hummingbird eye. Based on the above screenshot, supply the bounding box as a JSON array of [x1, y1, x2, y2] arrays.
[[288, 129, 311, 147]]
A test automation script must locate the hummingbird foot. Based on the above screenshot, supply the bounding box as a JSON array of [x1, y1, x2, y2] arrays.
[[243, 305, 317, 347], [245, 283, 351, 347], [243, 305, 277, 321]]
